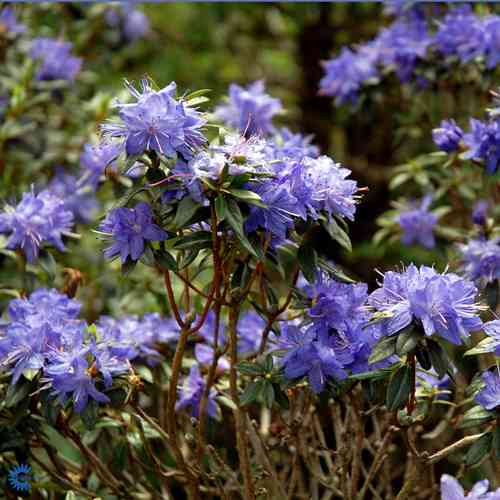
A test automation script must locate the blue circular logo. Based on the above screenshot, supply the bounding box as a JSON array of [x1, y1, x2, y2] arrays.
[[7, 464, 33, 492]]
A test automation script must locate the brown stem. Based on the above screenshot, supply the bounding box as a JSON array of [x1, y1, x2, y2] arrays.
[[406, 354, 416, 415], [228, 304, 256, 500], [166, 323, 199, 497], [163, 270, 185, 329]]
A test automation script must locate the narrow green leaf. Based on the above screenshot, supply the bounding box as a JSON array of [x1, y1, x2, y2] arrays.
[[297, 243, 317, 283], [369, 336, 397, 364], [174, 196, 200, 229], [465, 433, 492, 466], [395, 326, 419, 356], [173, 231, 212, 250], [240, 381, 261, 406], [227, 188, 266, 207], [427, 339, 449, 378], [154, 249, 178, 271], [237, 361, 265, 376], [386, 364, 412, 411], [215, 195, 227, 222], [225, 198, 257, 257], [261, 381, 275, 408], [321, 218, 352, 252]]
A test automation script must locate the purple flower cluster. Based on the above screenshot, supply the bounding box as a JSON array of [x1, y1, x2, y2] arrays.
[[0, 7, 26, 35], [48, 169, 98, 223], [472, 200, 489, 226], [0, 188, 74, 262], [0, 289, 179, 413], [459, 238, 500, 285], [99, 202, 167, 264], [105, 5, 150, 42], [321, 6, 500, 106], [319, 47, 378, 105], [80, 142, 122, 188], [441, 474, 500, 500], [475, 370, 500, 412], [477, 321, 500, 357], [194, 310, 265, 371], [215, 81, 282, 136], [432, 119, 463, 153], [368, 264, 483, 345], [462, 118, 500, 174], [275, 272, 389, 393], [176, 365, 219, 418], [30, 37, 82, 82], [102, 79, 206, 159], [397, 195, 438, 249], [96, 313, 179, 366]]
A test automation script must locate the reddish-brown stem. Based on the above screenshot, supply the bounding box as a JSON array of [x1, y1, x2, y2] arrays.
[[256, 268, 299, 357], [166, 324, 199, 497], [163, 270, 185, 329], [228, 304, 256, 500], [406, 354, 417, 415]]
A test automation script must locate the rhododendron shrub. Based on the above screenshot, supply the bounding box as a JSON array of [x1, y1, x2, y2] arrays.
[[0, 3, 499, 500]]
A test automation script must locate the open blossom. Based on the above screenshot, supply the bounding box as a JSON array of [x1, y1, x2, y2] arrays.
[[31, 37, 82, 82], [432, 119, 463, 153], [99, 202, 167, 263], [0, 188, 74, 262], [475, 371, 500, 412], [102, 79, 206, 159], [441, 474, 500, 500], [375, 10, 431, 82], [276, 324, 347, 393], [434, 6, 485, 63], [398, 195, 438, 249], [463, 118, 500, 174], [215, 81, 282, 136], [267, 128, 319, 162], [297, 155, 358, 221], [80, 142, 122, 187], [175, 365, 219, 418], [459, 237, 500, 284], [368, 264, 483, 345], [49, 169, 98, 223], [0, 7, 26, 34], [245, 181, 300, 244], [472, 200, 489, 226], [319, 47, 378, 105]]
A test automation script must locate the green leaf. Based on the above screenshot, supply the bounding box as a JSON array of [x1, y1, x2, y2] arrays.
[[81, 399, 99, 431], [227, 188, 266, 207], [263, 354, 273, 372], [321, 218, 352, 252], [215, 195, 227, 222], [297, 243, 317, 283], [385, 364, 412, 411], [485, 282, 499, 310], [39, 250, 57, 283], [415, 347, 432, 371], [121, 258, 137, 276], [493, 426, 500, 460], [225, 198, 258, 257], [174, 196, 201, 229], [173, 231, 212, 251], [240, 381, 261, 406], [459, 406, 495, 429], [154, 248, 178, 271], [465, 433, 492, 466], [427, 339, 449, 379], [464, 337, 497, 356], [5, 379, 31, 408], [260, 382, 275, 408], [395, 326, 419, 356], [369, 336, 397, 365], [274, 386, 290, 409], [237, 361, 265, 376]]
